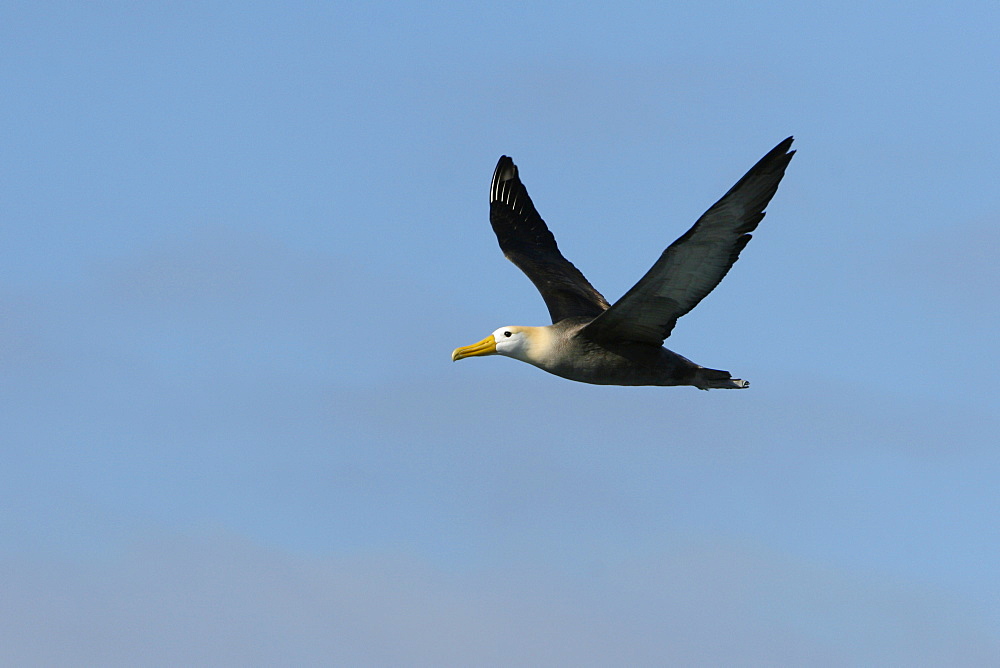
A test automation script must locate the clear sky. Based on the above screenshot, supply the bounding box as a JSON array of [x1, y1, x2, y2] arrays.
[[2, 2, 999, 664]]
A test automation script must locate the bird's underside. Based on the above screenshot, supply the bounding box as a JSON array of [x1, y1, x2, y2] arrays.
[[453, 137, 795, 388], [537, 318, 750, 389]]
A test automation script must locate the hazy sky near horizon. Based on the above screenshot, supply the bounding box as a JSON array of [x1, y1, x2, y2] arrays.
[[3, 2, 1000, 664]]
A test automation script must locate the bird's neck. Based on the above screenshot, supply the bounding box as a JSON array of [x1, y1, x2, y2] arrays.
[[513, 325, 560, 368]]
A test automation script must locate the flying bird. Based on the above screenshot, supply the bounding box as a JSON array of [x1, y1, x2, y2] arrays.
[[452, 138, 795, 389]]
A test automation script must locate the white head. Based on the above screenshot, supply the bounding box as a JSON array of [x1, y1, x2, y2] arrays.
[[452, 326, 534, 363]]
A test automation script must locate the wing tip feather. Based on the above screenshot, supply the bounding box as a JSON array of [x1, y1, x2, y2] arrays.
[[491, 155, 520, 204]]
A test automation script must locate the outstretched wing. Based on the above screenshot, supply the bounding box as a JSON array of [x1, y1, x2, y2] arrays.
[[581, 137, 795, 345], [490, 156, 611, 323]]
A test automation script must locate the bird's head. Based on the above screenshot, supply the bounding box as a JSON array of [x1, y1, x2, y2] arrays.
[[452, 326, 535, 363]]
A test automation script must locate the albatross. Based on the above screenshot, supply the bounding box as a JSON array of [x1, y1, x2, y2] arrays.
[[452, 137, 795, 389]]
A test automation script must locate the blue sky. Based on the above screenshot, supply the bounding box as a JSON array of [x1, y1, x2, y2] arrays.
[[2, 2, 999, 664]]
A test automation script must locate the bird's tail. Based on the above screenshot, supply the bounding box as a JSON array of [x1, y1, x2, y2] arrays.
[[694, 367, 749, 390]]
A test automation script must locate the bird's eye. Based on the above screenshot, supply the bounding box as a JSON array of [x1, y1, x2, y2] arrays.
[[504, 331, 512, 337]]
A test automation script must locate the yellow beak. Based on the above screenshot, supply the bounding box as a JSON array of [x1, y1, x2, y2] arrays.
[[452, 335, 497, 361]]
